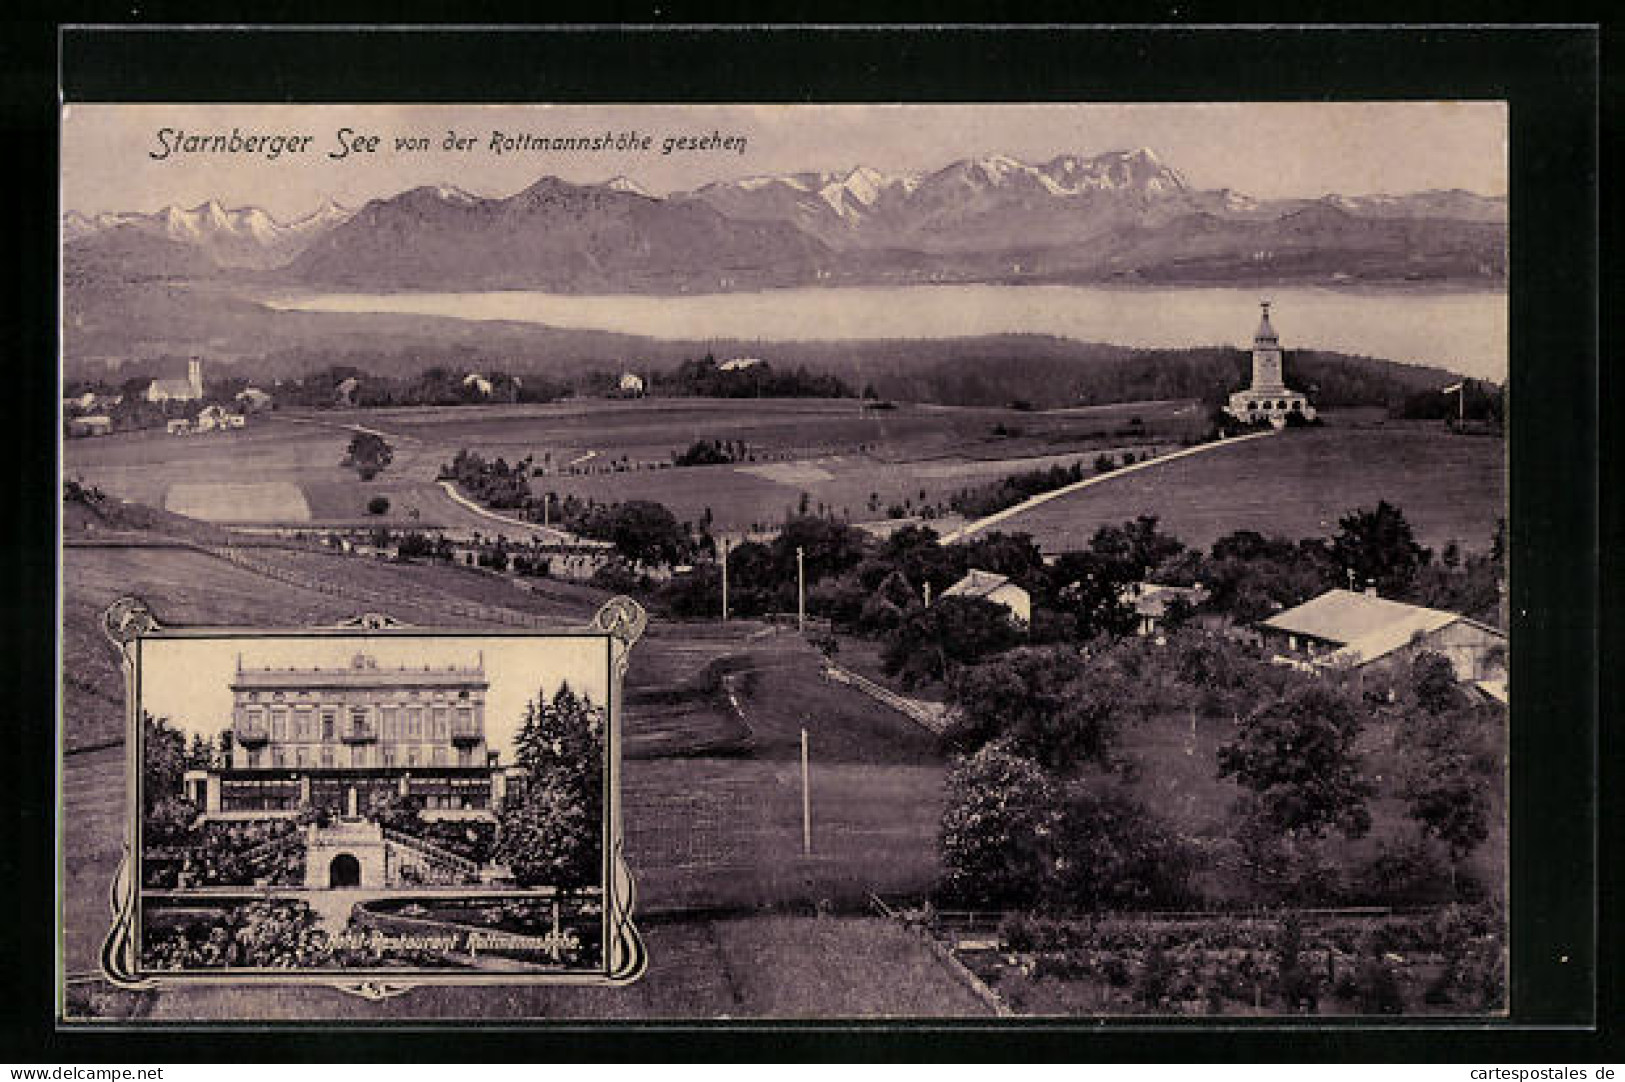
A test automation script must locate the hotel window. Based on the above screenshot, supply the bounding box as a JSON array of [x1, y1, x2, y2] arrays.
[[456, 707, 473, 730], [322, 712, 335, 741], [381, 705, 399, 739], [321, 747, 334, 768], [382, 747, 395, 767], [296, 711, 312, 741], [353, 746, 369, 768], [296, 747, 308, 767], [458, 747, 474, 768], [433, 707, 449, 740], [248, 748, 262, 768], [433, 746, 447, 766], [408, 707, 423, 739], [270, 707, 288, 740], [407, 747, 419, 767], [274, 749, 286, 767]]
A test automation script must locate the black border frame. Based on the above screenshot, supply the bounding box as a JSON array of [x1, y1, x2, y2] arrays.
[[7, 17, 1607, 1063]]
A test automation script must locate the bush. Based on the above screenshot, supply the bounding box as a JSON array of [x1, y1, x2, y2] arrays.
[[1354, 835, 1458, 906], [366, 496, 390, 516], [1346, 949, 1406, 1015]]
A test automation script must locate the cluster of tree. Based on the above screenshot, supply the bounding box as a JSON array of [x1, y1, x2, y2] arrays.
[[647, 355, 855, 399], [948, 460, 1094, 519], [1399, 378, 1505, 424], [938, 624, 1500, 914], [939, 745, 1198, 911], [658, 514, 870, 620], [656, 499, 1501, 674], [672, 438, 750, 467], [274, 365, 568, 409], [343, 432, 394, 481], [440, 448, 534, 509], [496, 684, 606, 890], [861, 345, 1473, 413]]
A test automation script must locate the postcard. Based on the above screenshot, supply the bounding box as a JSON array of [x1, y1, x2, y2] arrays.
[[61, 99, 1511, 1022]]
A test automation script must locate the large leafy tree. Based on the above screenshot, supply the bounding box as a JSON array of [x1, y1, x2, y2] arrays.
[[602, 500, 688, 567], [143, 711, 188, 814], [1399, 705, 1495, 872], [1217, 682, 1374, 840], [946, 647, 1124, 771], [1087, 514, 1186, 583], [1047, 549, 1139, 639], [881, 596, 1023, 689], [1044, 778, 1198, 911], [770, 514, 869, 583], [343, 431, 394, 481], [938, 744, 1060, 908], [1203, 530, 1341, 624], [1331, 500, 1429, 599], [498, 683, 606, 889]]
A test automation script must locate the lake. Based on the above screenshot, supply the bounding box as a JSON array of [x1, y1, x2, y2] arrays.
[[266, 283, 1509, 382]]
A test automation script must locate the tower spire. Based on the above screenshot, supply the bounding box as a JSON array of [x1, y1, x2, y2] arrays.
[[1255, 300, 1278, 345]]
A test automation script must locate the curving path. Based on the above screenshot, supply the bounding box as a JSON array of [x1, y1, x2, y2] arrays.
[[938, 429, 1277, 544]]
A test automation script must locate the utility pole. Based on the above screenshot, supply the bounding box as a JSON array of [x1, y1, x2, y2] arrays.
[[796, 546, 806, 633], [719, 536, 730, 622], [801, 727, 812, 856]]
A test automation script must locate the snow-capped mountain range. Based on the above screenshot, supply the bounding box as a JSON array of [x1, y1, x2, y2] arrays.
[[63, 197, 357, 269], [63, 148, 1506, 287]]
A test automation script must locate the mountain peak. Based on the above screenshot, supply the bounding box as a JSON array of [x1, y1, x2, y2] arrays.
[[604, 175, 653, 197]]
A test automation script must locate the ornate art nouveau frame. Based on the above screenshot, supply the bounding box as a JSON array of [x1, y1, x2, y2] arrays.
[[97, 595, 647, 1000]]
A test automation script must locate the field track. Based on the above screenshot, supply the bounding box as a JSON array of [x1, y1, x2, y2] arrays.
[[940, 429, 1277, 543]]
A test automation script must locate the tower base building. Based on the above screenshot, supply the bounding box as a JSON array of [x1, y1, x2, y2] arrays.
[[1226, 301, 1316, 428]]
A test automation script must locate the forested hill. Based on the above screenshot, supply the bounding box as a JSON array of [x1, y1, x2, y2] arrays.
[[816, 342, 1470, 412]]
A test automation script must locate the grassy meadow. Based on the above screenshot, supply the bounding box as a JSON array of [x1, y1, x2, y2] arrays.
[[997, 421, 1506, 554]]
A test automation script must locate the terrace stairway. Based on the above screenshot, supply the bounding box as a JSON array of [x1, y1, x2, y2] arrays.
[[380, 826, 482, 886]]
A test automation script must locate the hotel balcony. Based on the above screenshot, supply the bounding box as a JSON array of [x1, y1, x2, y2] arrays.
[[341, 724, 378, 744], [450, 726, 483, 747], [235, 724, 269, 748]]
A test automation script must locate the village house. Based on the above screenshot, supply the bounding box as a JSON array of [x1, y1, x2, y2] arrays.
[[618, 372, 646, 396], [235, 387, 273, 413], [1259, 587, 1507, 698], [943, 569, 1032, 627], [66, 414, 113, 438], [193, 404, 245, 432], [1127, 581, 1210, 636], [462, 372, 493, 397], [720, 357, 763, 372]]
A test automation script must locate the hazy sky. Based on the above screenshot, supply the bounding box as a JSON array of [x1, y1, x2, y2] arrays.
[[62, 102, 1507, 221], [140, 634, 612, 761]]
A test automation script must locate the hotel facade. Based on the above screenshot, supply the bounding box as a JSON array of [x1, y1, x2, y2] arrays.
[[184, 652, 512, 820]]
